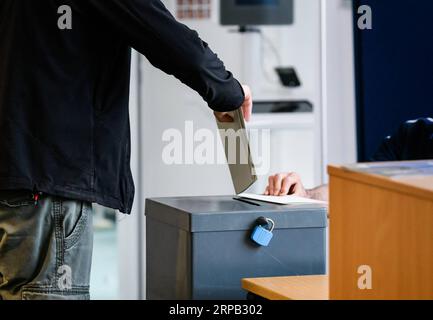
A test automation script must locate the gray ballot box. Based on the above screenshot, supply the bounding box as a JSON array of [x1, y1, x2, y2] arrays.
[[145, 196, 327, 300]]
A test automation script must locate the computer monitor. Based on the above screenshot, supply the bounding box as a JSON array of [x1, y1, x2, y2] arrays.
[[220, 0, 294, 26]]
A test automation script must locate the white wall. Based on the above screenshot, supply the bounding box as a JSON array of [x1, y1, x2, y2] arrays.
[[249, 0, 324, 190], [321, 0, 357, 182], [117, 51, 142, 300]]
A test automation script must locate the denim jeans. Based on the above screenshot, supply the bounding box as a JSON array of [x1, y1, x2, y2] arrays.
[[0, 190, 93, 300]]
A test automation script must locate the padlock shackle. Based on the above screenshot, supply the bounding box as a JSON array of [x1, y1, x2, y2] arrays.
[[265, 218, 275, 232]]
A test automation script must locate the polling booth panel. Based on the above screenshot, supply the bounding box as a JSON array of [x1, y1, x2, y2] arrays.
[[146, 196, 327, 300]]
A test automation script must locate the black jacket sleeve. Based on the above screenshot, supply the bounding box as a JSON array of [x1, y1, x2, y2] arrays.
[[372, 133, 401, 162], [87, 0, 244, 112], [372, 122, 409, 162], [372, 118, 433, 162]]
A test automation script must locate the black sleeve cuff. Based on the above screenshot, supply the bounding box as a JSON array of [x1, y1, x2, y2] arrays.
[[208, 78, 245, 113]]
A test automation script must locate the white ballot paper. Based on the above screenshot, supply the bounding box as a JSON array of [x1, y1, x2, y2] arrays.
[[238, 193, 327, 205]]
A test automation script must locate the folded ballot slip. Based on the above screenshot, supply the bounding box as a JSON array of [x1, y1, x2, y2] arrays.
[[216, 108, 257, 195]]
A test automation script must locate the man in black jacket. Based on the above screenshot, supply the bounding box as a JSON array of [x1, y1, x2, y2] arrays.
[[0, 0, 252, 299]]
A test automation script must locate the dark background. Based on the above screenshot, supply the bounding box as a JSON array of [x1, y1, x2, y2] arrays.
[[354, 0, 433, 161]]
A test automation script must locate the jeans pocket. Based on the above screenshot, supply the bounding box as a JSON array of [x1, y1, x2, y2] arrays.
[[63, 201, 91, 251], [22, 285, 90, 300]]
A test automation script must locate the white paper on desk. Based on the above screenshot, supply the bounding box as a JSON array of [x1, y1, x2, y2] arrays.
[[238, 193, 327, 205]]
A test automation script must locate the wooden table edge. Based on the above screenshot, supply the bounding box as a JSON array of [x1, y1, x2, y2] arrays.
[[242, 276, 329, 301]]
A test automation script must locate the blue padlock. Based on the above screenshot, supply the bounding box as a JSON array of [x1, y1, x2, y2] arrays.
[[251, 218, 275, 246]]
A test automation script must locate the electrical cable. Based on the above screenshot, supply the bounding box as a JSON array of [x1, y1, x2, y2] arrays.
[[259, 30, 282, 85]]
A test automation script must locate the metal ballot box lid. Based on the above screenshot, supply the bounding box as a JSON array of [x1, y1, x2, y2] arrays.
[[145, 196, 327, 233]]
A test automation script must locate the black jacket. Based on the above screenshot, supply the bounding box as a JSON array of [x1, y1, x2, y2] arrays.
[[373, 118, 433, 161], [0, 0, 244, 213]]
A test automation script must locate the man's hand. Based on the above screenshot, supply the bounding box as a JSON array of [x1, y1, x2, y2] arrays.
[[264, 172, 308, 197], [214, 85, 252, 123]]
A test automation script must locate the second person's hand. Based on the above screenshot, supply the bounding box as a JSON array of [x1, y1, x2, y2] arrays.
[[264, 172, 308, 197]]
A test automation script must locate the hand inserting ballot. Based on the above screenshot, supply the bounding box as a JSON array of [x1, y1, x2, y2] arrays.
[[214, 85, 252, 123]]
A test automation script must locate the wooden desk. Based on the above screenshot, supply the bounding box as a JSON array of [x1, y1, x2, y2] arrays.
[[242, 275, 329, 300], [329, 162, 433, 299]]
